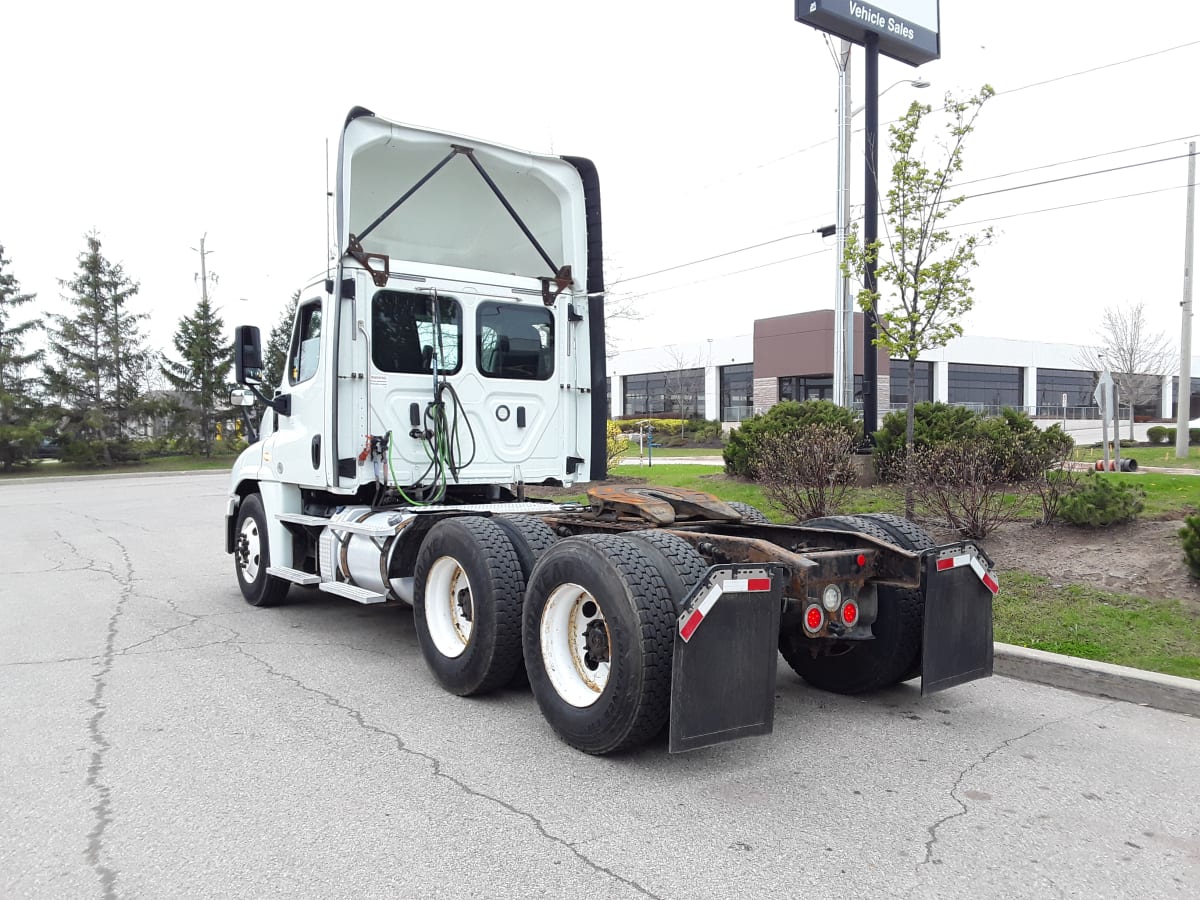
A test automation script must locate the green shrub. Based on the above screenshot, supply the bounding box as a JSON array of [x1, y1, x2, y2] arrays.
[[1181, 514, 1200, 578], [874, 402, 980, 480], [723, 401, 861, 478], [1146, 426, 1167, 444], [1058, 473, 1145, 527]]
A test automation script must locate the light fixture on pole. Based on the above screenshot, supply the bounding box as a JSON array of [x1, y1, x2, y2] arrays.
[[832, 72, 928, 411]]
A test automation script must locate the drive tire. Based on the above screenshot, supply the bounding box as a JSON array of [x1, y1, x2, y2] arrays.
[[782, 515, 924, 693], [854, 513, 935, 682], [234, 493, 291, 608], [624, 530, 708, 612], [492, 515, 558, 685], [413, 516, 525, 696], [523, 536, 676, 755], [728, 500, 770, 524]]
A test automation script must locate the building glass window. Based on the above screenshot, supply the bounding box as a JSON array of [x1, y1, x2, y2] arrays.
[[372, 291, 462, 375], [1036, 368, 1097, 416], [778, 374, 862, 404], [947, 363, 1023, 412], [1172, 376, 1200, 419], [720, 363, 754, 422], [623, 368, 703, 418], [476, 302, 555, 381], [888, 360, 933, 407]]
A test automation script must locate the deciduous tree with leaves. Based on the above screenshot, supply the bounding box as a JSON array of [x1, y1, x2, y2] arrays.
[[0, 243, 44, 470], [162, 294, 234, 456], [45, 233, 149, 464], [844, 85, 994, 515]]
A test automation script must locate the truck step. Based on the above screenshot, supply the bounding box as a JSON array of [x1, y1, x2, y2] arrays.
[[318, 581, 386, 604], [276, 512, 397, 537], [276, 513, 331, 526], [327, 520, 398, 537], [266, 566, 321, 585]]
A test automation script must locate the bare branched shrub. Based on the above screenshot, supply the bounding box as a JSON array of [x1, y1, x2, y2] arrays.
[[1028, 439, 1080, 526], [904, 440, 1023, 539], [757, 425, 858, 521]]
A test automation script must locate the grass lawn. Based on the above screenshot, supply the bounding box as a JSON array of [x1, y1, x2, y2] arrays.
[[1073, 445, 1200, 470], [994, 572, 1200, 679], [1, 455, 235, 479], [617, 445, 724, 458]]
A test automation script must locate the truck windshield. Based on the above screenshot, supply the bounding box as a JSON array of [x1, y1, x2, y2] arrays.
[[477, 302, 554, 381], [372, 291, 462, 374]]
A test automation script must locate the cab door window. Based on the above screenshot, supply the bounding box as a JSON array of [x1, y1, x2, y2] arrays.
[[372, 291, 462, 374], [288, 299, 322, 385], [477, 302, 554, 381]]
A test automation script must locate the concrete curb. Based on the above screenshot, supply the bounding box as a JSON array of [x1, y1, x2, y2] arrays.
[[0, 468, 229, 487], [994, 642, 1200, 718]]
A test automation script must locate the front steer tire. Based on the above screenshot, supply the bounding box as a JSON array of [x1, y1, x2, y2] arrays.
[[522, 536, 676, 755], [233, 493, 291, 608], [413, 516, 526, 696]]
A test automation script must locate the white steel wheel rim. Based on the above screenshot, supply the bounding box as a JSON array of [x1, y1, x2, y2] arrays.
[[540, 583, 610, 708], [425, 556, 473, 659], [239, 517, 263, 582]]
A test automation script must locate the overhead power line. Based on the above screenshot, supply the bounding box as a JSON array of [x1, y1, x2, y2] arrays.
[[945, 183, 1190, 231], [994, 39, 1200, 97], [959, 152, 1194, 203], [957, 134, 1200, 189]]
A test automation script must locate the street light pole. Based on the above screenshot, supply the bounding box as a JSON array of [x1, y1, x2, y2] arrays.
[[833, 40, 853, 411]]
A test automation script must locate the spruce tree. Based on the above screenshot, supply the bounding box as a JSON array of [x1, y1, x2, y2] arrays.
[[0, 243, 44, 470], [262, 290, 300, 393], [162, 294, 233, 456], [45, 233, 148, 464]]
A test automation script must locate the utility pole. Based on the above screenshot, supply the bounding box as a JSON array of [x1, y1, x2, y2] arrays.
[[194, 233, 217, 305], [1177, 142, 1196, 459]]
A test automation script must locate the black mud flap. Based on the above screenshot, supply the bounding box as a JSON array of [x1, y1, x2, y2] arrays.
[[669, 564, 788, 753], [921, 546, 997, 695]]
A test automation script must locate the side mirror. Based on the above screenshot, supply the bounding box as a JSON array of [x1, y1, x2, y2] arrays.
[[235, 325, 264, 385], [229, 388, 256, 408]]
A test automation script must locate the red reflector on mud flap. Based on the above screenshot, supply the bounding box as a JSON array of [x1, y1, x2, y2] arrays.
[[969, 556, 1000, 595], [679, 609, 705, 641], [678, 574, 773, 642]]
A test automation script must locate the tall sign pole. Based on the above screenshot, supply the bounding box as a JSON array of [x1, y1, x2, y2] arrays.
[[862, 31, 880, 437], [795, 1, 941, 434], [1177, 141, 1195, 459]]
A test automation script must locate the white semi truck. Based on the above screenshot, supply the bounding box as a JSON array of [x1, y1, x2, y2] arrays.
[[225, 107, 998, 754]]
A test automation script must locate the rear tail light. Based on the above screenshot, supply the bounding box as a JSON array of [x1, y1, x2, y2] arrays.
[[803, 604, 825, 634], [842, 601, 859, 625]]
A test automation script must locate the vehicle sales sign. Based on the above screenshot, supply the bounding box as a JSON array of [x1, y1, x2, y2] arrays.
[[795, 0, 940, 66]]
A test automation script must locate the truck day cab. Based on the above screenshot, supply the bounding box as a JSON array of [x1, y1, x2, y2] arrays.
[[226, 107, 998, 755]]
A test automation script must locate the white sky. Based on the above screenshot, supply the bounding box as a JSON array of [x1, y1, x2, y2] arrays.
[[2, 1, 1197, 364]]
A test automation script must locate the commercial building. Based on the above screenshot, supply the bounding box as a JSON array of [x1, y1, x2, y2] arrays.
[[607, 310, 1200, 426]]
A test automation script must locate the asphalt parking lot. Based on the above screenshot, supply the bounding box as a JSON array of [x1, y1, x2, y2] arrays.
[[2, 471, 1198, 899]]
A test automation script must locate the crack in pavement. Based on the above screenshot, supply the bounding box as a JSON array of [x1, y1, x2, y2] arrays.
[[232, 643, 665, 900], [81, 529, 136, 900], [918, 701, 1118, 871]]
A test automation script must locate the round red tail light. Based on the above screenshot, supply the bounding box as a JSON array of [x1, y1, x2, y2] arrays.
[[842, 601, 859, 625], [856, 553, 867, 567], [804, 604, 824, 633]]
